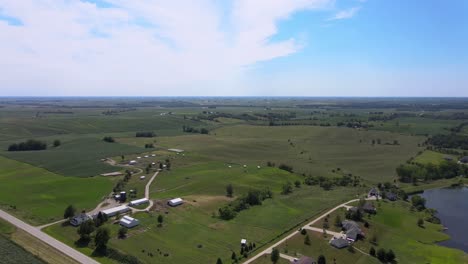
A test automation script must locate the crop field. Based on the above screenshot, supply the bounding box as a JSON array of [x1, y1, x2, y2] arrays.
[[413, 150, 456, 165], [0, 156, 113, 225], [369, 117, 461, 135]]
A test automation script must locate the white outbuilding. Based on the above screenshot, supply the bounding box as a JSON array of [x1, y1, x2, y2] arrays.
[[168, 198, 184, 207], [144, 155, 149, 158], [140, 175, 146, 180], [129, 198, 149, 207], [151, 154, 156, 157], [101, 205, 130, 217], [119, 215, 140, 228], [129, 160, 137, 165], [137, 156, 141, 159]]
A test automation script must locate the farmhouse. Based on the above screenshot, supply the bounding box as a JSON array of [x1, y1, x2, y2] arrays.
[[70, 213, 92, 226], [329, 237, 349, 249], [459, 156, 468, 164], [129, 198, 149, 207], [342, 220, 364, 242], [101, 205, 130, 217], [119, 215, 140, 228], [291, 256, 316, 264], [168, 198, 183, 207], [368, 187, 379, 197]]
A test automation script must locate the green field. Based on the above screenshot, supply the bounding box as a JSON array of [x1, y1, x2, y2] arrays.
[[413, 150, 456, 165], [0, 156, 113, 225]]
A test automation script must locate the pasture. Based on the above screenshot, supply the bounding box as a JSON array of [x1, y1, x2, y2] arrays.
[[0, 156, 113, 225]]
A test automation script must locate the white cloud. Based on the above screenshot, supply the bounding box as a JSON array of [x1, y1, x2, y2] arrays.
[[328, 6, 361, 21], [0, 0, 332, 95]]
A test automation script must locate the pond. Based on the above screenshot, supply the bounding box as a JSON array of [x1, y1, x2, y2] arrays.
[[420, 187, 468, 253]]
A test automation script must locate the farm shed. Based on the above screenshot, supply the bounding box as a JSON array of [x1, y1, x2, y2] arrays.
[[119, 215, 140, 228], [70, 213, 93, 226], [101, 205, 130, 217], [168, 198, 183, 207], [129, 198, 149, 207]]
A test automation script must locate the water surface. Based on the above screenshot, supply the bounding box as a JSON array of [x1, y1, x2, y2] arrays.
[[421, 187, 468, 253]]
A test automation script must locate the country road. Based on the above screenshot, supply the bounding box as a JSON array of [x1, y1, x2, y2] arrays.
[[242, 198, 367, 264], [0, 209, 100, 264]]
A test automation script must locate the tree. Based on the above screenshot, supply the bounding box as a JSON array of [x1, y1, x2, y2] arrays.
[[304, 234, 311, 245], [377, 248, 386, 262], [157, 214, 164, 226], [411, 195, 426, 211], [317, 255, 326, 264], [386, 249, 395, 262], [417, 218, 424, 227], [370, 234, 378, 245], [121, 155, 125, 160], [53, 139, 61, 147], [294, 180, 301, 188], [281, 181, 293, 195], [77, 220, 95, 241], [216, 258, 223, 264], [102, 136, 115, 143], [63, 205, 76, 219], [334, 214, 342, 227], [369, 246, 376, 256], [301, 228, 307, 235], [231, 252, 237, 261], [118, 227, 127, 238], [271, 248, 280, 263], [226, 184, 233, 197], [95, 226, 111, 251]]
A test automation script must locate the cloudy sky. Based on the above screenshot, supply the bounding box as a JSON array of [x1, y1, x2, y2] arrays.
[[0, 0, 467, 96]]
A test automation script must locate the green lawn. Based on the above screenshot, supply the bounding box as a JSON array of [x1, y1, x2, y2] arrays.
[[0, 156, 114, 225], [413, 150, 456, 165]]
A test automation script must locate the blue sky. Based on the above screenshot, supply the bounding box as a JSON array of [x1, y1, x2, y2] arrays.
[[0, 0, 467, 96]]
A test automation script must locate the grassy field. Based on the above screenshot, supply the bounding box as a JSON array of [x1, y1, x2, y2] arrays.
[[0, 156, 114, 225], [47, 163, 365, 264], [138, 125, 425, 183], [369, 117, 461, 135], [413, 150, 456, 165], [275, 201, 468, 264]]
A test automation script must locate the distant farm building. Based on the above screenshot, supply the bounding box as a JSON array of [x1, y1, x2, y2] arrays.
[[129, 198, 149, 207], [385, 192, 398, 201], [241, 239, 247, 246], [151, 154, 156, 157], [291, 256, 316, 264], [362, 202, 377, 213], [129, 160, 137, 165], [70, 213, 93, 226], [460, 156, 468, 164], [119, 215, 140, 228], [140, 175, 146, 180], [329, 237, 349, 249], [168, 198, 183, 207], [144, 155, 149, 158], [168, 148, 184, 153], [101, 205, 130, 217]]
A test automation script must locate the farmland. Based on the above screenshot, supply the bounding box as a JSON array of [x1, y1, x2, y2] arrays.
[[0, 97, 467, 264]]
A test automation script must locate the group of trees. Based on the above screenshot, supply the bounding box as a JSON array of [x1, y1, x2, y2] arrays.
[[103, 136, 115, 143], [427, 134, 468, 150], [218, 189, 272, 220], [369, 247, 396, 263], [396, 160, 468, 183], [135, 131, 156, 138], [304, 174, 360, 191], [144, 143, 154, 148], [8, 139, 47, 151], [278, 164, 293, 173], [182, 125, 209, 134], [410, 195, 426, 211]]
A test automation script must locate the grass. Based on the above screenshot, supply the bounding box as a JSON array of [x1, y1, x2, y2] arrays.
[[47, 162, 364, 264], [413, 150, 456, 165], [146, 125, 424, 183], [0, 156, 114, 225], [369, 117, 461, 136], [251, 254, 290, 264]]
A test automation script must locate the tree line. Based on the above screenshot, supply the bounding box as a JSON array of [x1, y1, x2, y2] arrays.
[[182, 125, 209, 134], [8, 139, 47, 151], [218, 189, 272, 220], [426, 134, 468, 150], [396, 160, 468, 183]]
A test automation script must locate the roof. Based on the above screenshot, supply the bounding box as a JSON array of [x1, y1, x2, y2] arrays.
[[169, 198, 183, 204], [129, 198, 149, 205], [330, 238, 349, 248], [241, 239, 247, 244], [342, 220, 359, 231], [291, 256, 315, 264], [460, 156, 468, 163], [362, 202, 376, 212], [119, 215, 139, 226], [346, 228, 361, 241], [102, 205, 129, 215], [168, 148, 184, 153], [369, 187, 379, 195]]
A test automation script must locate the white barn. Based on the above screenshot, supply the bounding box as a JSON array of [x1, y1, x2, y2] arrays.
[[168, 198, 183, 207], [119, 215, 140, 228], [101, 205, 130, 217], [129, 198, 149, 207]]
